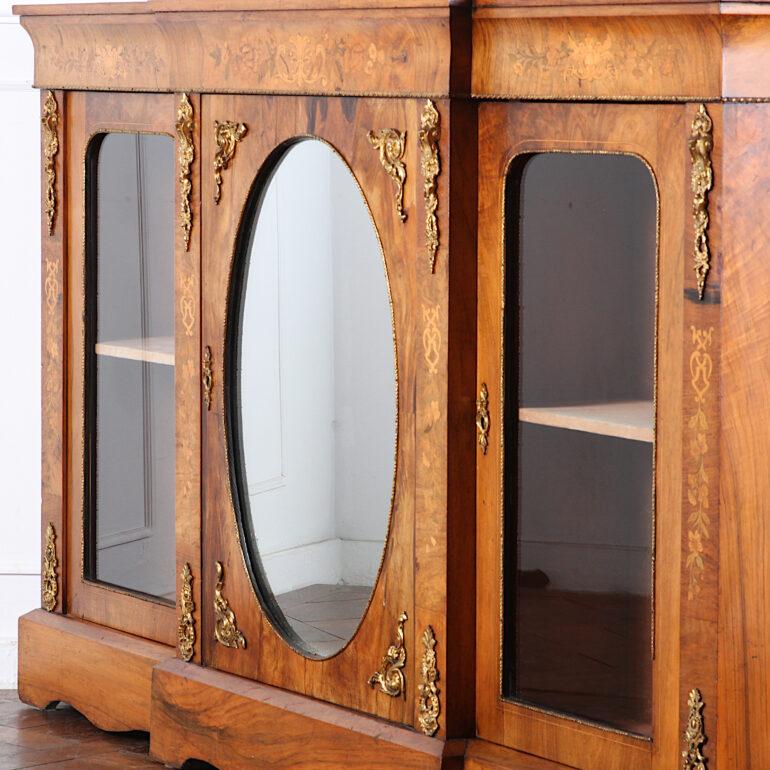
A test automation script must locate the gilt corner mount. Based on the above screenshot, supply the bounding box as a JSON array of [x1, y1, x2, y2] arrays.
[[41, 90, 59, 237], [41, 522, 58, 613], [178, 563, 195, 662], [418, 626, 440, 736], [419, 100, 441, 273], [214, 561, 246, 649], [176, 93, 195, 251], [213, 120, 248, 205], [368, 128, 407, 223], [690, 104, 714, 301], [368, 611, 408, 697], [682, 688, 707, 770]]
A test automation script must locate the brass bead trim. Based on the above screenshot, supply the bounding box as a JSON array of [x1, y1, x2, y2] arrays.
[[419, 100, 441, 273], [202, 345, 213, 411], [690, 104, 714, 301], [176, 93, 194, 251], [41, 91, 59, 236], [178, 562, 195, 662], [682, 688, 707, 769], [213, 120, 247, 205], [214, 561, 246, 649], [42, 522, 58, 612], [368, 610, 407, 697], [368, 128, 407, 222], [418, 626, 440, 736], [476, 383, 490, 455]]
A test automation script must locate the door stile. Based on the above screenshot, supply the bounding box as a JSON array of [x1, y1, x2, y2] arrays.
[[174, 92, 203, 664]]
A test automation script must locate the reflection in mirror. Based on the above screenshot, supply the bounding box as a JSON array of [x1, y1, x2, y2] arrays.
[[229, 140, 397, 659], [85, 133, 176, 601], [502, 153, 656, 736]]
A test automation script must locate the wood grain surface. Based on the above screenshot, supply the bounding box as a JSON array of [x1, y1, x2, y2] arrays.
[[17, 610, 175, 733], [150, 658, 466, 769], [717, 102, 770, 770]]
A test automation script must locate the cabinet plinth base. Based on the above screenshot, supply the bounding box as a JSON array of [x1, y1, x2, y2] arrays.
[[18, 613, 566, 769], [150, 658, 465, 770], [17, 610, 175, 733]]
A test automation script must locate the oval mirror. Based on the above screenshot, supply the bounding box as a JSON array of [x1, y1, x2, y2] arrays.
[[228, 139, 397, 659]]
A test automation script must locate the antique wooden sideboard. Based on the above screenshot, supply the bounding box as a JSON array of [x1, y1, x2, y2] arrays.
[[15, 0, 770, 768]]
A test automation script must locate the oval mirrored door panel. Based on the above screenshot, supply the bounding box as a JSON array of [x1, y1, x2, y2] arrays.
[[228, 139, 397, 659]]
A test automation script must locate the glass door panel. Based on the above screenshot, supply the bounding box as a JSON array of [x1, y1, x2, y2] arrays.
[[502, 153, 657, 735], [84, 132, 176, 602]]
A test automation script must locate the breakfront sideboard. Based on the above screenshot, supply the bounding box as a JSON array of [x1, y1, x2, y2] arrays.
[[15, 1, 770, 768]]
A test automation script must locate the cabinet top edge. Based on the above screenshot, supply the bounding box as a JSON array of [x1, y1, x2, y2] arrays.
[[13, 0, 469, 16], [15, 0, 770, 17]]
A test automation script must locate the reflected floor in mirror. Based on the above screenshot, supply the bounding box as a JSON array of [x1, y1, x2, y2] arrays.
[[276, 584, 372, 658]]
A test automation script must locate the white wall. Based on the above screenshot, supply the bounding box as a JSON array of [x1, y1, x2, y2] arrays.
[[0, 0, 124, 690], [0, 2, 43, 691]]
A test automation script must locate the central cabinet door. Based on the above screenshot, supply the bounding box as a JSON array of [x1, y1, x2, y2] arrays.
[[476, 101, 708, 770], [200, 94, 418, 721]]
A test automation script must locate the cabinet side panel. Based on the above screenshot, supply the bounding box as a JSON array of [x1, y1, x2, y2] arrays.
[[718, 102, 770, 769], [41, 88, 66, 614]]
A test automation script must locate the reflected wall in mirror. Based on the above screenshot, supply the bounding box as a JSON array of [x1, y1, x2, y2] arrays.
[[502, 153, 657, 736], [84, 133, 176, 602], [228, 139, 397, 659]]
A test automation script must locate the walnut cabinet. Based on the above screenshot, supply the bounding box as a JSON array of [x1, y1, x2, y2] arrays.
[[15, 1, 770, 768]]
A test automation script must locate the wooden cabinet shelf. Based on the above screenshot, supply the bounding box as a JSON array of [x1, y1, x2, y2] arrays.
[[518, 401, 654, 443], [95, 336, 175, 366]]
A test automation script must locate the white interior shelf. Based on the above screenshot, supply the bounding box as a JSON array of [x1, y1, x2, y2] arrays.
[[95, 336, 175, 366], [518, 400, 654, 443]]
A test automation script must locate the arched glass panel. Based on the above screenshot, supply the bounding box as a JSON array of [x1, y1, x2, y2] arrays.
[[502, 153, 657, 736]]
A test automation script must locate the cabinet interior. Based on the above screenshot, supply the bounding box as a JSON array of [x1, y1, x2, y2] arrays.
[[502, 152, 657, 736]]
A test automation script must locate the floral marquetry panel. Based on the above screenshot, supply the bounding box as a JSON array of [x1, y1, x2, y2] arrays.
[[472, 13, 722, 100], [20, 10, 457, 96]]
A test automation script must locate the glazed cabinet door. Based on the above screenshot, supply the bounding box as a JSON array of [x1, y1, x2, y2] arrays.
[[199, 94, 426, 726], [476, 102, 719, 769], [63, 91, 201, 647]]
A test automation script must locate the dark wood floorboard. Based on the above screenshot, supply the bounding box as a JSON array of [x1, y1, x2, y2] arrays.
[[0, 691, 215, 769]]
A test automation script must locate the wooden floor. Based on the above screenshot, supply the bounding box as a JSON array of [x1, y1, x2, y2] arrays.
[[0, 691, 214, 769]]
